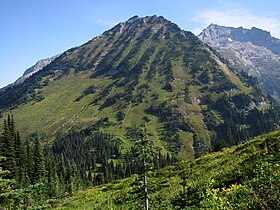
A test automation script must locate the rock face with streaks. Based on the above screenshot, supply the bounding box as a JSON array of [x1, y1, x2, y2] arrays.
[[14, 54, 60, 84], [199, 24, 280, 100]]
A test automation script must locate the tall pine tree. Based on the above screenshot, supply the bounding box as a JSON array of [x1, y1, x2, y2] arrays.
[[134, 126, 153, 210], [14, 131, 25, 187], [32, 135, 45, 184], [0, 114, 16, 179]]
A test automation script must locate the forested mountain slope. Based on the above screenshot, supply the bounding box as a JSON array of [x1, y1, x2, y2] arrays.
[[54, 129, 280, 209], [0, 15, 280, 210], [0, 16, 279, 159]]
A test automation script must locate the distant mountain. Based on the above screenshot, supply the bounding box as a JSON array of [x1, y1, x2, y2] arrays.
[[14, 54, 60, 84], [0, 16, 279, 159], [199, 24, 280, 100]]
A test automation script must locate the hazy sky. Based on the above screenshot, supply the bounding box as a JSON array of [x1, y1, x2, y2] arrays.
[[1, 0, 280, 88]]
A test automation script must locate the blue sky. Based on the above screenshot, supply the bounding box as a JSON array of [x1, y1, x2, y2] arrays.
[[1, 0, 280, 88]]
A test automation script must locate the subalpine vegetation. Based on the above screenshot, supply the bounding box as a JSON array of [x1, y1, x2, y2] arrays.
[[1, 114, 279, 209], [0, 16, 279, 209], [1, 16, 280, 160], [54, 128, 280, 210], [0, 115, 176, 209]]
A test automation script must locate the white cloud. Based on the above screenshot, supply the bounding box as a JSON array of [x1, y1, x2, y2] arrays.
[[192, 8, 280, 38]]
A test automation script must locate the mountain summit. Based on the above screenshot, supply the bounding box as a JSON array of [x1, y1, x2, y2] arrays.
[[47, 15, 196, 75], [14, 54, 60, 85], [0, 16, 279, 158], [199, 24, 280, 55], [199, 24, 280, 100]]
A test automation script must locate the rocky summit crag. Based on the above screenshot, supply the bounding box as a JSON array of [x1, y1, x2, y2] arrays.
[[199, 24, 280, 100], [0, 16, 279, 159], [14, 54, 60, 85]]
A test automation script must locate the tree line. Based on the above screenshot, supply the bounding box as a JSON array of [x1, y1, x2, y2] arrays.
[[0, 115, 177, 209]]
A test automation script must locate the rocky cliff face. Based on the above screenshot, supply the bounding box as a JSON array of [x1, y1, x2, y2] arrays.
[[14, 54, 60, 84], [199, 24, 280, 100]]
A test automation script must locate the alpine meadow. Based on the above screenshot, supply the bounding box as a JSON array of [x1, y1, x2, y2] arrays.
[[0, 15, 279, 209]]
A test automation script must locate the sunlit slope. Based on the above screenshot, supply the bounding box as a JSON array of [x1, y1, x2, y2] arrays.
[[1, 15, 279, 158], [54, 130, 280, 209]]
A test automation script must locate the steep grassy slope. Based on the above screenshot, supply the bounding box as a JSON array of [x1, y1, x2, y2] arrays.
[[1, 16, 279, 158], [53, 129, 280, 209]]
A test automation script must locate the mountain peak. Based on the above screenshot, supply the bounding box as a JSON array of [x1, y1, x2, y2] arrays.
[[199, 24, 280, 54], [13, 54, 60, 85], [199, 23, 280, 100], [101, 15, 183, 38], [201, 24, 273, 39], [127, 15, 139, 21], [250, 26, 271, 36], [208, 23, 223, 28], [1, 15, 279, 161]]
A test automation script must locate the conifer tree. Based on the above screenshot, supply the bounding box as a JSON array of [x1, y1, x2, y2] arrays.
[[23, 138, 33, 186], [32, 135, 45, 184], [14, 131, 25, 187], [0, 114, 16, 179], [88, 167, 93, 184], [134, 126, 153, 210], [0, 156, 17, 208]]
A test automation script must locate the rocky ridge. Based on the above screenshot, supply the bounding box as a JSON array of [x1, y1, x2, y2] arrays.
[[14, 54, 60, 84], [199, 24, 280, 100]]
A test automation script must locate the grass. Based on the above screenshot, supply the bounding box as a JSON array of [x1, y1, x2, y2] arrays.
[[52, 129, 280, 209], [209, 50, 252, 94], [10, 71, 98, 140], [0, 22, 267, 160], [2, 52, 258, 157]]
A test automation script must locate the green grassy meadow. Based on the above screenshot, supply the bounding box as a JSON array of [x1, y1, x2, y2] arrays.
[[52, 129, 280, 209]]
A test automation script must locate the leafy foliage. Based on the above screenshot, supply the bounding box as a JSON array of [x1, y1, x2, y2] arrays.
[[54, 129, 280, 210]]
